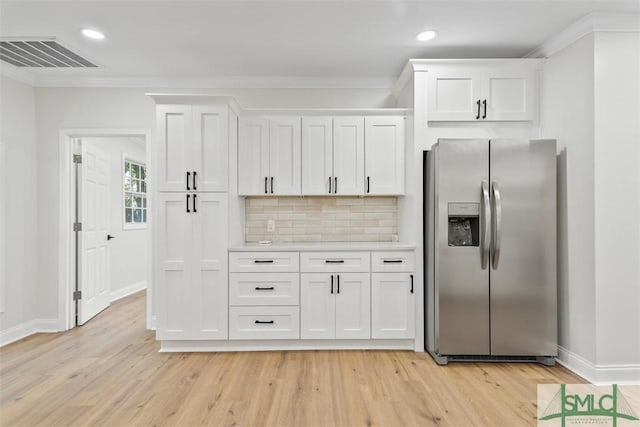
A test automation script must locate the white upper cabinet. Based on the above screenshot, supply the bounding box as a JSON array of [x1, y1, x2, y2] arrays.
[[239, 116, 301, 195], [238, 117, 270, 195], [333, 117, 365, 195], [426, 65, 536, 122], [269, 117, 302, 195], [364, 116, 405, 195], [301, 117, 333, 195], [156, 105, 229, 192], [301, 117, 364, 195]]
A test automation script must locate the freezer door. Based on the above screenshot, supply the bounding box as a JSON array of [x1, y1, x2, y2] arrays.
[[435, 139, 490, 355], [489, 139, 557, 356]]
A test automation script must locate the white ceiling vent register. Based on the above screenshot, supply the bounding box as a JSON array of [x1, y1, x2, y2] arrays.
[[0, 39, 97, 68]]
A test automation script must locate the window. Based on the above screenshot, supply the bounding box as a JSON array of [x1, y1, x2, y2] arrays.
[[123, 157, 147, 229]]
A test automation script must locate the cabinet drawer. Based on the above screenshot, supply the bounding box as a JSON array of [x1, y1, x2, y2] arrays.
[[371, 251, 415, 272], [229, 252, 299, 273], [300, 252, 370, 273], [229, 306, 300, 340], [229, 273, 299, 306]]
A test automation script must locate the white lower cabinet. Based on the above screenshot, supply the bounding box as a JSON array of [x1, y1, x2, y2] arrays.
[[156, 193, 228, 340], [300, 273, 370, 339], [371, 273, 415, 339]]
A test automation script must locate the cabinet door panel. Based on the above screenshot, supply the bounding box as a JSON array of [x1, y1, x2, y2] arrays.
[[239, 117, 270, 195], [193, 193, 228, 339], [426, 71, 481, 121], [157, 105, 191, 191], [364, 117, 405, 195], [192, 106, 228, 192], [335, 273, 370, 339], [301, 117, 333, 195], [333, 117, 364, 195], [372, 273, 414, 339], [485, 68, 535, 121], [269, 117, 301, 195], [156, 193, 192, 339], [301, 273, 335, 339]]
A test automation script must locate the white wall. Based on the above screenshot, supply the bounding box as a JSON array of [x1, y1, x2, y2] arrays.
[[542, 31, 640, 379], [0, 76, 39, 333], [541, 34, 597, 364], [34, 87, 394, 323], [84, 136, 148, 300], [592, 31, 640, 367]]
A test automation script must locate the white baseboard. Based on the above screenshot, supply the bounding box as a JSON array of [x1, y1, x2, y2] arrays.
[[0, 318, 60, 347], [110, 280, 147, 302], [160, 339, 415, 353], [557, 345, 640, 385]]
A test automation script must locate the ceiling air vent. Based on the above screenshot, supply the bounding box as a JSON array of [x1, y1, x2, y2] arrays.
[[0, 39, 97, 68]]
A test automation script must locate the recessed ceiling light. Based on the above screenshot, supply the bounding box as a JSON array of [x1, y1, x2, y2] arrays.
[[416, 30, 438, 42], [81, 29, 105, 40]]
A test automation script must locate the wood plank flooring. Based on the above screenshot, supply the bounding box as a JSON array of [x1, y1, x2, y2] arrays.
[[0, 291, 586, 426]]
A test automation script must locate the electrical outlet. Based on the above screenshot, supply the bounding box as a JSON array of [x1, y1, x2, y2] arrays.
[[267, 218, 275, 233]]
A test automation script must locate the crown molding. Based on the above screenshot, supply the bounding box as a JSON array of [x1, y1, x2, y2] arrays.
[[526, 12, 640, 58], [30, 74, 396, 89], [0, 64, 36, 86]]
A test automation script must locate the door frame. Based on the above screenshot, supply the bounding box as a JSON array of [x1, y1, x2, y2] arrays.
[[58, 128, 152, 331]]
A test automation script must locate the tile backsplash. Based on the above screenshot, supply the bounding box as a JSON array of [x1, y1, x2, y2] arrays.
[[245, 197, 398, 243]]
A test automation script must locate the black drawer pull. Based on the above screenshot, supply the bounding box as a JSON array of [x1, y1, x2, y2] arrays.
[[325, 260, 344, 264], [254, 260, 274, 264], [255, 320, 274, 324], [410, 274, 414, 294], [383, 259, 403, 263], [255, 286, 275, 291]]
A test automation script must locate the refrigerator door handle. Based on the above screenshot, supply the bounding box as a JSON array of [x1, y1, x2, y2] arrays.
[[481, 180, 491, 269], [491, 181, 502, 269]]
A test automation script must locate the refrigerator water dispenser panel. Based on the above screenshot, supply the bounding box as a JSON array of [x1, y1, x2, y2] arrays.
[[448, 203, 480, 247]]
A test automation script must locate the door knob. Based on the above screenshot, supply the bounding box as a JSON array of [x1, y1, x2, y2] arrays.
[[107, 234, 115, 240]]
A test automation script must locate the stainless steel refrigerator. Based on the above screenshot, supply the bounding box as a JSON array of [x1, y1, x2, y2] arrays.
[[424, 139, 557, 365]]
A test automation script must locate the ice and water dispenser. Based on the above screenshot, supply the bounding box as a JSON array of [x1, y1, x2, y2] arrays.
[[447, 203, 480, 246]]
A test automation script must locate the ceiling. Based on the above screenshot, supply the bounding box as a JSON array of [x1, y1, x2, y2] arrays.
[[1, 0, 638, 87]]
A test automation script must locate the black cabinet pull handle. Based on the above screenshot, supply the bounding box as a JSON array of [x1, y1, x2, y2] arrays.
[[193, 171, 197, 190], [193, 194, 197, 213], [107, 234, 115, 240], [330, 275, 334, 294], [255, 286, 275, 291], [264, 177, 268, 194], [476, 99, 481, 120], [410, 274, 414, 294], [254, 259, 274, 264], [337, 274, 340, 294], [186, 194, 190, 213], [186, 171, 191, 190], [383, 259, 403, 263], [325, 260, 344, 264], [366, 176, 370, 193], [270, 177, 274, 194], [482, 99, 487, 119], [334, 177, 337, 194], [328, 177, 332, 194], [255, 320, 274, 324]]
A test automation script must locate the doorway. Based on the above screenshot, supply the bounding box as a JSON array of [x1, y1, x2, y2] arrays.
[[58, 129, 153, 330]]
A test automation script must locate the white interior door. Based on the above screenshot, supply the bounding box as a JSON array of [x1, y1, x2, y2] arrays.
[[78, 142, 111, 325]]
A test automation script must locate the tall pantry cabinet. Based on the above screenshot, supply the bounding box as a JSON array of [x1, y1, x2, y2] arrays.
[[154, 101, 232, 340]]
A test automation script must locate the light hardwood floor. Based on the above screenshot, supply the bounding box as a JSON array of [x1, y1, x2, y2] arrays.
[[0, 291, 586, 426]]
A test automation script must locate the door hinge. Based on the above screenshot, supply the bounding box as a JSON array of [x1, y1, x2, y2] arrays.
[[73, 291, 82, 301], [73, 154, 82, 164], [73, 222, 82, 232]]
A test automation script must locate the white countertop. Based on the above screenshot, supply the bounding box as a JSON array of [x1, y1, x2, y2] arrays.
[[228, 242, 415, 252]]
